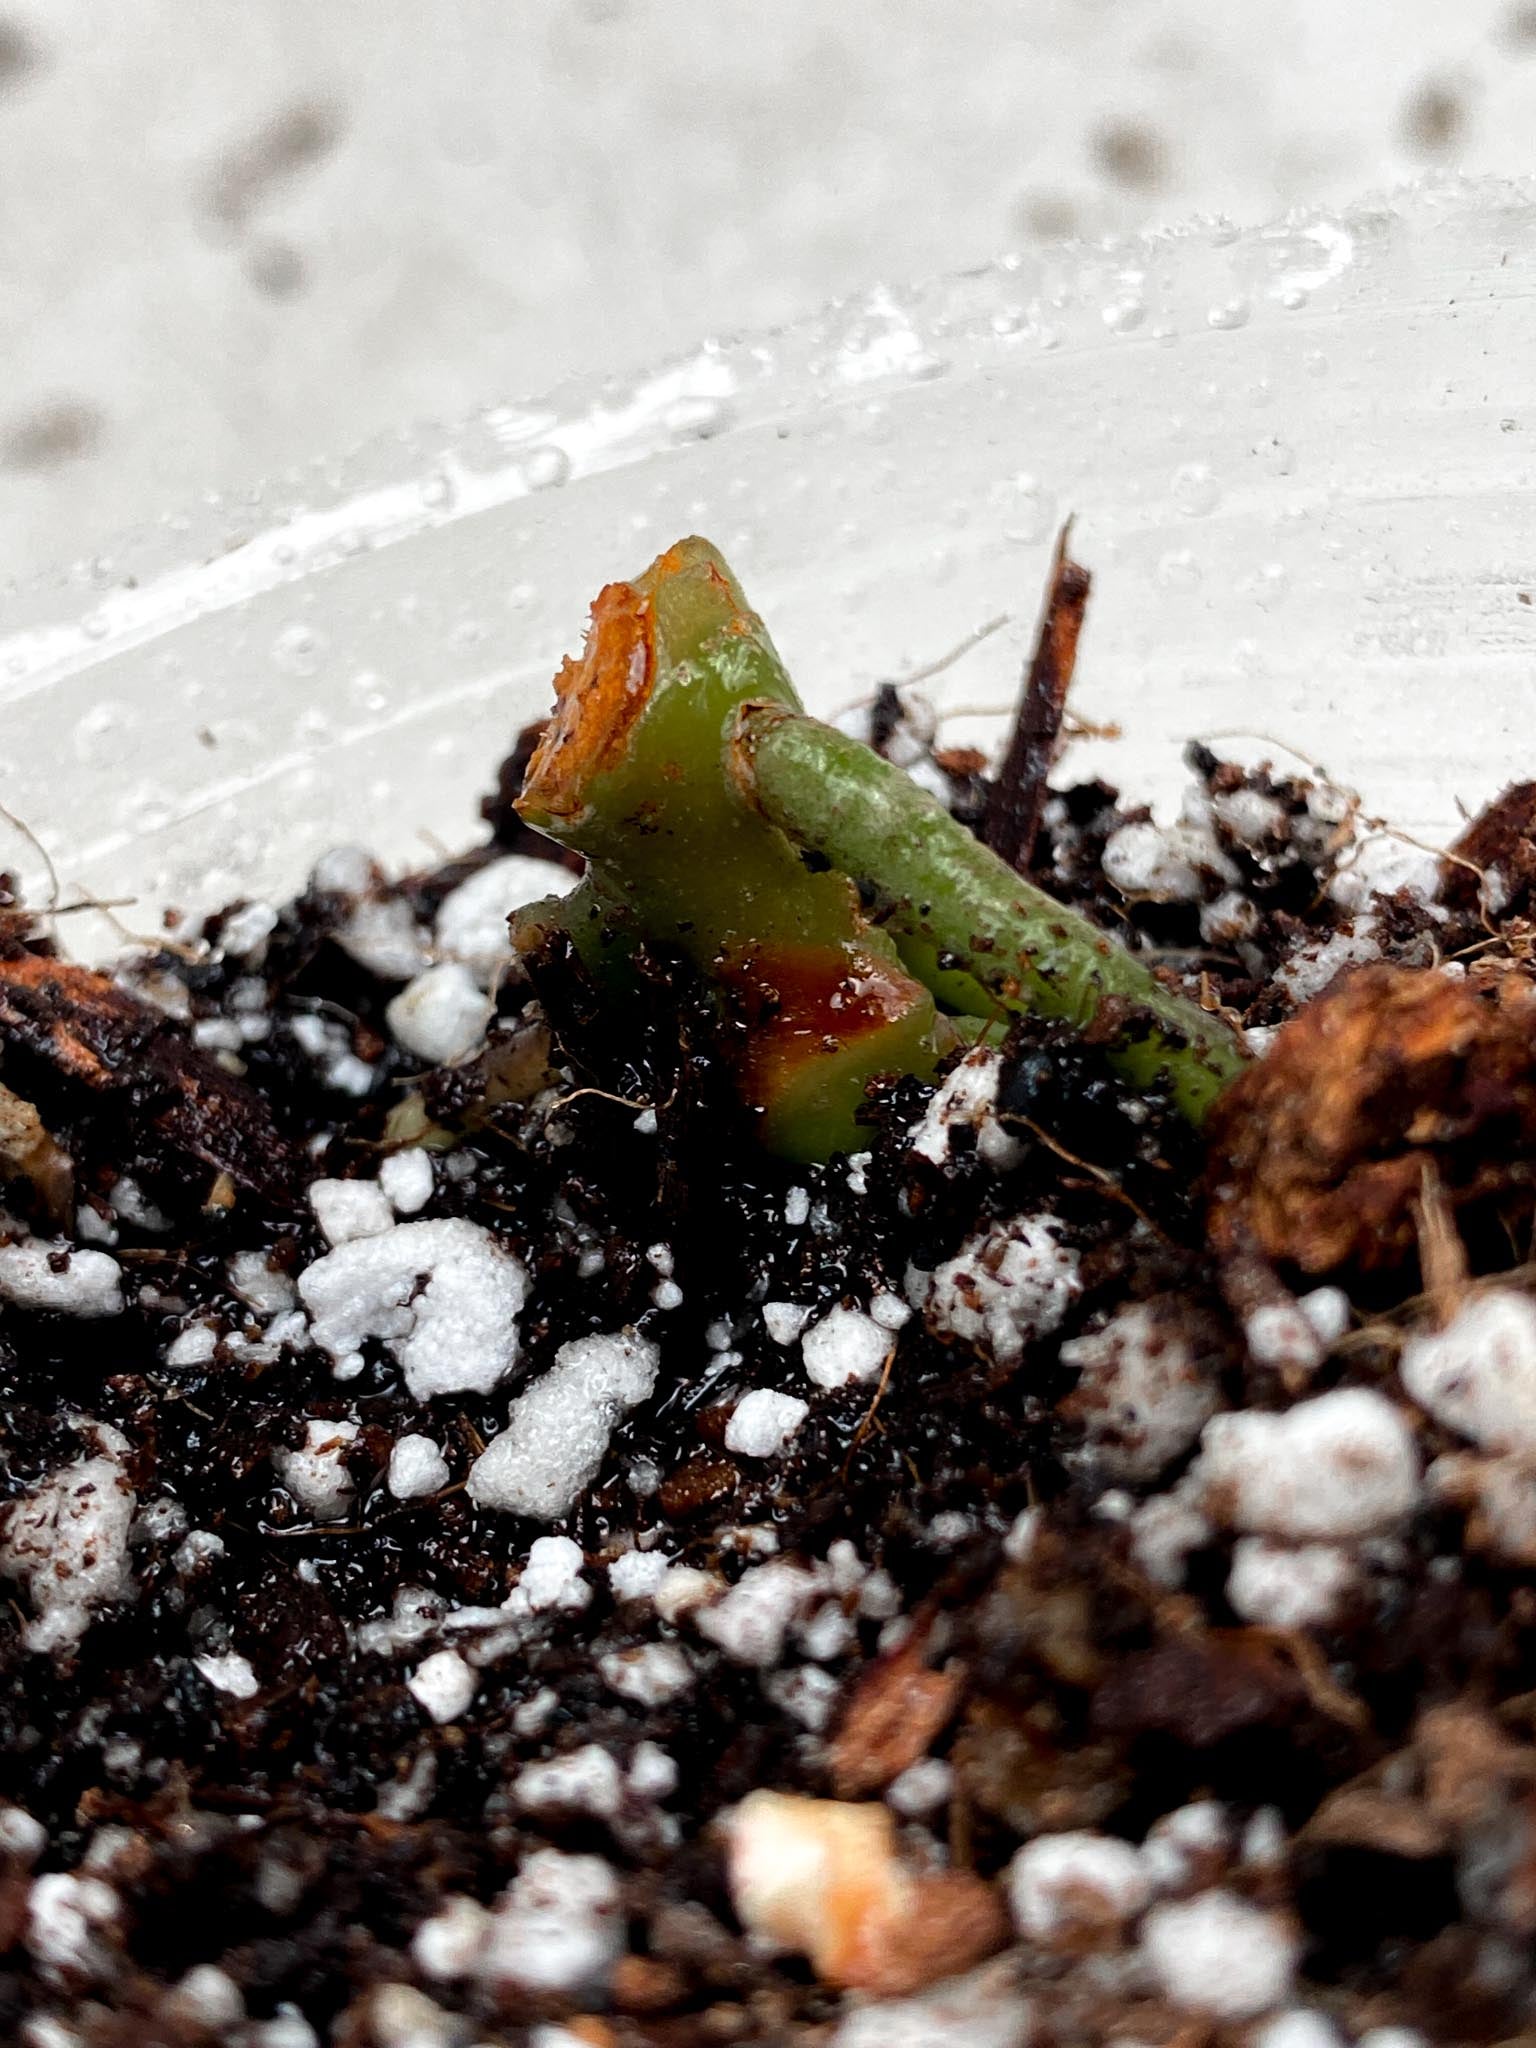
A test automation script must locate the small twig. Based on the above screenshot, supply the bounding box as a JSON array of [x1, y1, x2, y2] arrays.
[[983, 523, 1092, 872]]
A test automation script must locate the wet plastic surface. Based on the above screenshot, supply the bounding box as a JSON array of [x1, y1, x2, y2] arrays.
[[1, 176, 1533, 956]]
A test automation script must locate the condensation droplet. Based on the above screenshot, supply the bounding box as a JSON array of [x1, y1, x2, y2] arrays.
[[451, 618, 487, 652], [1208, 217, 1239, 247], [420, 471, 456, 510], [124, 785, 175, 834], [1170, 463, 1222, 517], [1304, 350, 1329, 378], [1206, 296, 1251, 331], [1102, 296, 1147, 335], [350, 670, 390, 713], [294, 708, 334, 747], [666, 394, 733, 441], [81, 611, 110, 642], [1156, 548, 1203, 591], [995, 472, 1057, 546], [1277, 282, 1310, 311], [74, 701, 127, 762], [271, 623, 325, 677], [1257, 437, 1297, 477], [991, 307, 1025, 336], [518, 444, 571, 492]]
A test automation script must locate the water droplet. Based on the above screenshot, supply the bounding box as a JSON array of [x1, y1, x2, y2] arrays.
[[1102, 295, 1147, 335], [666, 394, 733, 441], [350, 670, 390, 713], [1303, 350, 1329, 378], [991, 307, 1025, 336], [1257, 437, 1297, 477], [1208, 217, 1240, 247], [294, 708, 334, 747], [125, 785, 174, 834], [995, 472, 1057, 545], [1156, 549, 1203, 591], [519, 444, 570, 492], [506, 582, 535, 612], [81, 611, 110, 642], [1171, 463, 1222, 517], [451, 618, 487, 653], [1277, 281, 1309, 311], [420, 471, 456, 510], [74, 701, 127, 762], [271, 623, 324, 677], [1206, 296, 1251, 331], [271, 541, 297, 567]]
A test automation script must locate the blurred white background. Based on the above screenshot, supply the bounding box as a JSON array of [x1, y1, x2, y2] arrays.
[[1, 0, 1533, 581]]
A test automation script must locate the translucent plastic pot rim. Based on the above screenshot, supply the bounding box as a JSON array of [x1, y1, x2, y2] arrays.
[[1, 173, 1533, 959]]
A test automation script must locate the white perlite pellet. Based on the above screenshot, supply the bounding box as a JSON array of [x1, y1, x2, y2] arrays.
[[908, 1047, 1022, 1171], [725, 1388, 810, 1459], [407, 1649, 477, 1724], [801, 1306, 891, 1391], [387, 1434, 450, 1502], [1007, 1830, 1150, 1944], [308, 1177, 395, 1247], [1193, 1387, 1419, 1539], [1400, 1289, 1536, 1453], [435, 854, 580, 984], [467, 1331, 660, 1520], [919, 1213, 1081, 1367], [194, 1652, 261, 1700], [299, 1217, 529, 1399], [0, 1241, 123, 1317], [1060, 1302, 1219, 1482], [1, 1430, 137, 1654], [1226, 1538, 1355, 1631], [379, 1147, 434, 1215], [1141, 1889, 1299, 2017], [386, 962, 493, 1066], [274, 1418, 360, 1523]]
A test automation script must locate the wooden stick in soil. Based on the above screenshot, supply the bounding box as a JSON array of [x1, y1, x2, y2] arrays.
[[982, 524, 1092, 873]]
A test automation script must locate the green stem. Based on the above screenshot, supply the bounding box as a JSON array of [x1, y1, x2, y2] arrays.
[[513, 539, 941, 1160], [732, 701, 1247, 1124]]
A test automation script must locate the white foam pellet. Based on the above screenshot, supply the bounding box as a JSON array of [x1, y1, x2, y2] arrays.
[[1141, 1890, 1298, 2017], [379, 1147, 434, 1215], [762, 1300, 815, 1347], [407, 1649, 477, 1724], [764, 1663, 841, 1731], [173, 1963, 246, 2026], [520, 1534, 591, 1612], [886, 1758, 954, 1816], [386, 962, 493, 1066], [219, 900, 279, 959], [1299, 1286, 1351, 1347], [0, 1242, 122, 1318], [194, 1652, 260, 1700], [1, 1445, 137, 1654], [0, 1805, 45, 1865], [435, 854, 580, 984], [320, 858, 430, 980], [482, 1848, 622, 1993], [871, 1292, 912, 1331], [516, 1745, 624, 1818], [309, 1177, 395, 1247], [173, 1529, 225, 1574], [226, 1250, 297, 1315], [1275, 922, 1381, 1004], [784, 1186, 810, 1226], [1194, 1387, 1419, 1539], [1357, 2032, 1429, 2048], [628, 1740, 678, 1801], [367, 1985, 460, 2048], [1103, 819, 1236, 903], [802, 1305, 891, 1391], [909, 1048, 1023, 1171], [1060, 1303, 1220, 1482], [726, 1388, 810, 1458], [1007, 1831, 1151, 1945], [651, 1278, 684, 1311], [299, 1217, 529, 1399], [600, 1641, 694, 1706], [922, 1214, 1081, 1367], [164, 1322, 219, 1369], [696, 1561, 817, 1667], [1400, 1289, 1536, 1452], [654, 1566, 722, 1624], [1329, 836, 1441, 913], [608, 1548, 673, 1602], [387, 1434, 450, 1502], [466, 1331, 659, 1521], [1200, 888, 1260, 945], [1130, 1492, 1213, 1588], [26, 1870, 119, 1981], [412, 1894, 492, 1980], [1227, 1538, 1355, 1630], [830, 1961, 1034, 2048], [512, 1688, 558, 1738], [274, 1418, 360, 1524], [1254, 2011, 1347, 2048], [1245, 1302, 1324, 1376]]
